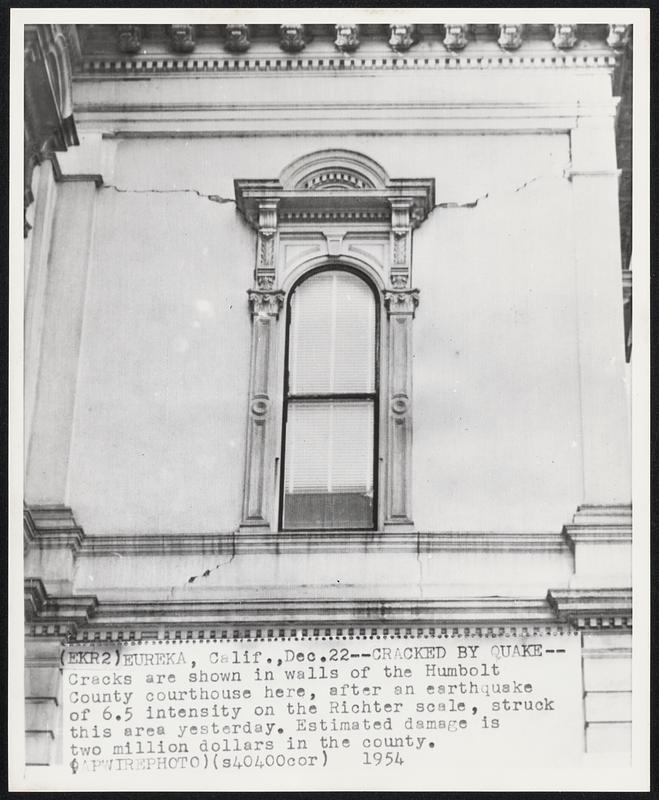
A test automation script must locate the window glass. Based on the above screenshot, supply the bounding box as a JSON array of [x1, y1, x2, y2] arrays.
[[282, 270, 377, 530]]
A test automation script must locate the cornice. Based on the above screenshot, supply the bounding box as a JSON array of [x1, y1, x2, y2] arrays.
[[546, 588, 632, 629], [74, 22, 626, 76], [26, 587, 578, 639]]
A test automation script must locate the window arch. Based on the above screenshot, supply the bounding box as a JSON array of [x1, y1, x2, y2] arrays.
[[279, 268, 379, 530]]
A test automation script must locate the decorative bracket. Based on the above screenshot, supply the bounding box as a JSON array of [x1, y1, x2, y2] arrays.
[[224, 24, 251, 52], [116, 25, 142, 54], [335, 24, 360, 52], [279, 24, 310, 53], [552, 24, 578, 50], [388, 24, 417, 52], [497, 24, 524, 51], [443, 24, 469, 51], [606, 24, 630, 51], [168, 24, 196, 53], [255, 200, 279, 290]]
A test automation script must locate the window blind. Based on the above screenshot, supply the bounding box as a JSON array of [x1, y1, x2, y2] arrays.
[[284, 401, 374, 494], [289, 271, 375, 394]]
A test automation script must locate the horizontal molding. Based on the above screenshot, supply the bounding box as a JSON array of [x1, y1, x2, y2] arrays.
[[546, 588, 632, 629], [26, 583, 580, 636], [75, 52, 618, 78], [25, 578, 97, 626], [562, 503, 632, 548], [74, 100, 618, 137], [25, 503, 570, 557], [76, 530, 568, 557], [25, 505, 85, 551]]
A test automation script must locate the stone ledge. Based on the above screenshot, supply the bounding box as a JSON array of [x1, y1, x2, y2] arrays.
[[25, 506, 85, 552], [546, 588, 632, 629], [24, 578, 98, 631]]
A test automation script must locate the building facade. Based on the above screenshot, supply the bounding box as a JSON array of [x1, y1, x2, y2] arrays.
[[22, 20, 636, 785]]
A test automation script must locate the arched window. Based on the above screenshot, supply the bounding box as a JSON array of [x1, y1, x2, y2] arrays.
[[280, 269, 378, 530]]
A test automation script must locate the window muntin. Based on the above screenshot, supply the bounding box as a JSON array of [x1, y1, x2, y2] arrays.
[[281, 270, 378, 530]]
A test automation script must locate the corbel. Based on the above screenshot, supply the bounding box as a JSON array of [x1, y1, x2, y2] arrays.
[[255, 200, 280, 290], [388, 198, 414, 289]]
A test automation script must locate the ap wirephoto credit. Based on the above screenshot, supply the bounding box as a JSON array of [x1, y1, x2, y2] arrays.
[[11, 8, 649, 792]]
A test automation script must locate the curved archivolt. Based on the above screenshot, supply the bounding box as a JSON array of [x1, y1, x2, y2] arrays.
[[279, 149, 390, 192]]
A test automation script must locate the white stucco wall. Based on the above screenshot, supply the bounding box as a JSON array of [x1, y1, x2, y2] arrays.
[[57, 130, 582, 535]]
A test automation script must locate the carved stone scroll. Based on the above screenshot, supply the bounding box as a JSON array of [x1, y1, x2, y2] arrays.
[[383, 290, 419, 528], [241, 290, 285, 529]]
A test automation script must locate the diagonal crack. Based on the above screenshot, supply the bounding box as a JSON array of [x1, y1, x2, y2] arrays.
[[186, 529, 238, 585]]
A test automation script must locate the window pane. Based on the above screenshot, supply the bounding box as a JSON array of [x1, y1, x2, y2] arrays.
[[283, 400, 374, 529], [289, 271, 375, 394]]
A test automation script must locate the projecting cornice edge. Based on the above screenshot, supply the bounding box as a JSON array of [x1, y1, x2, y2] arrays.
[[235, 154, 435, 230]]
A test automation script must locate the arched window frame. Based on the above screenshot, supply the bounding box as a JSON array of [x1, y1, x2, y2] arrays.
[[235, 150, 434, 536], [278, 265, 381, 531]]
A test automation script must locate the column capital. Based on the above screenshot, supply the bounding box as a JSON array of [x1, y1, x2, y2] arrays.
[[384, 289, 420, 316], [247, 289, 285, 319]]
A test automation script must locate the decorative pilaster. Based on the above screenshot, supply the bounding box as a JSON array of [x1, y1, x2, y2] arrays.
[[497, 24, 524, 51], [25, 178, 99, 506], [255, 200, 279, 290], [383, 290, 419, 529], [568, 115, 631, 505], [241, 290, 285, 530], [224, 24, 251, 52], [388, 25, 417, 52]]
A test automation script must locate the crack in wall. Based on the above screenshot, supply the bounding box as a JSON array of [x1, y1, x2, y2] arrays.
[[185, 528, 238, 586], [100, 168, 569, 214], [102, 184, 236, 205]]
